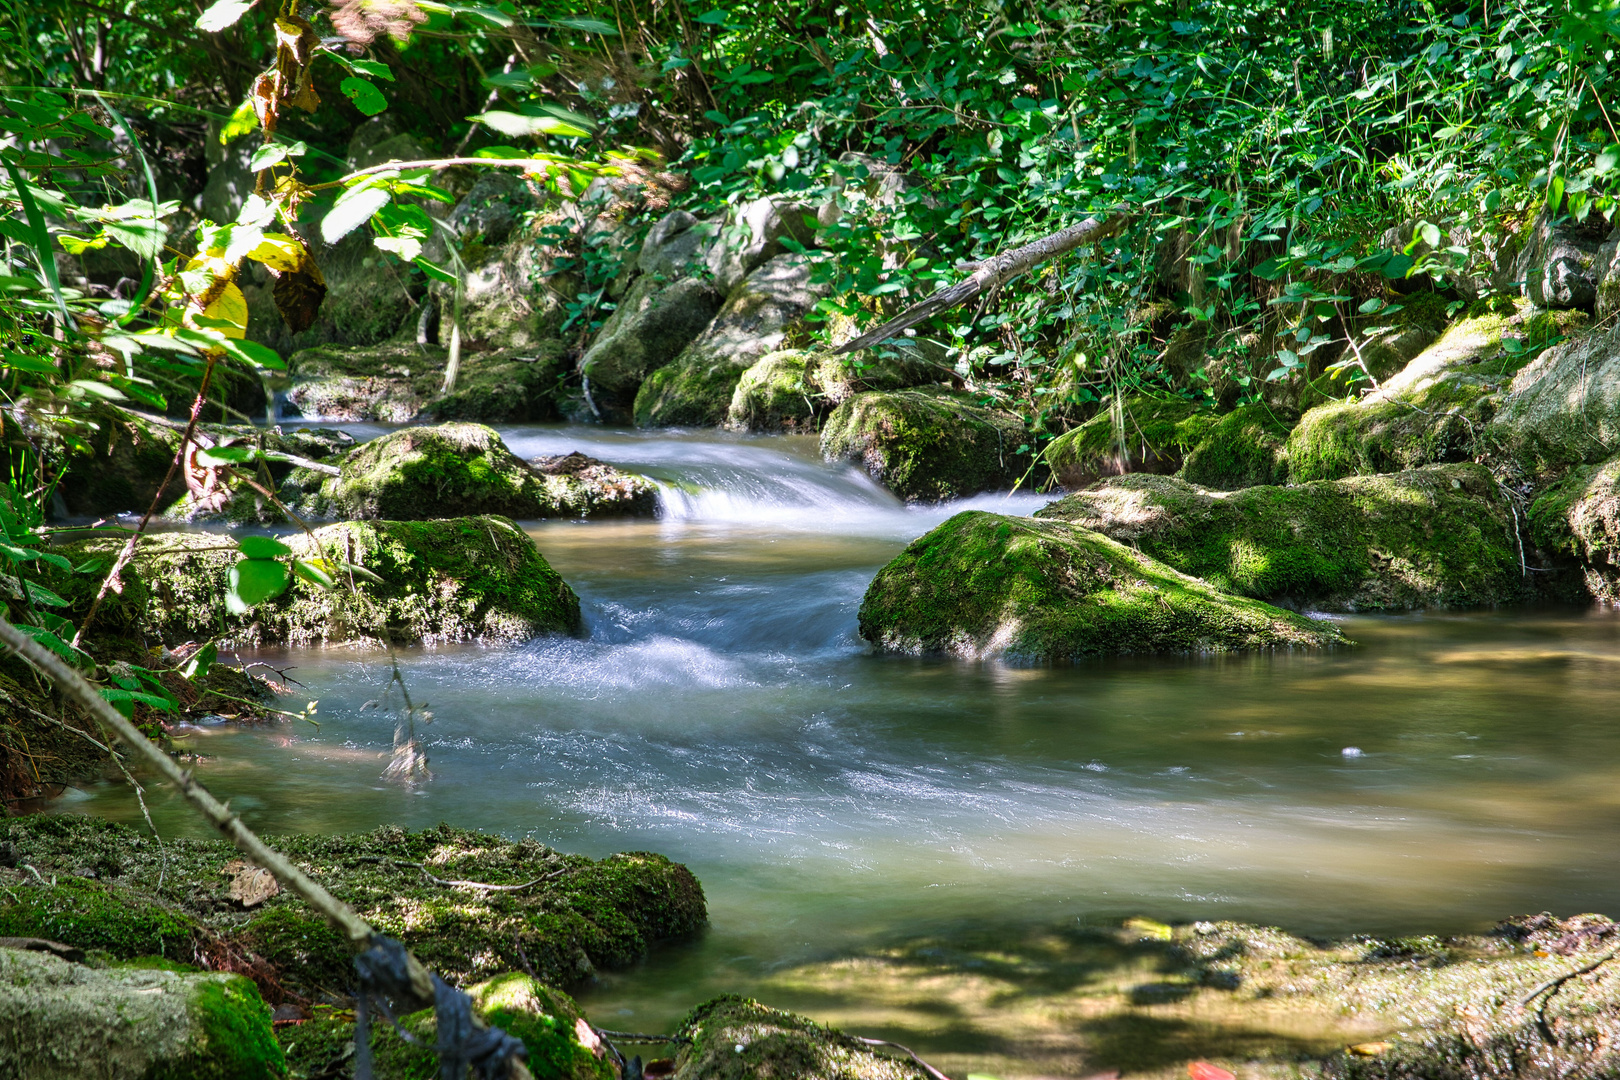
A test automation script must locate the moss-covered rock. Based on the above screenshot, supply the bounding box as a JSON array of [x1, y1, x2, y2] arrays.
[[2, 816, 708, 1003], [285, 341, 566, 424], [811, 340, 945, 406], [1528, 453, 1620, 600], [289, 424, 656, 522], [281, 974, 613, 1080], [1487, 316, 1620, 478], [858, 511, 1346, 661], [0, 876, 203, 960], [1177, 404, 1295, 489], [0, 947, 284, 1080], [634, 253, 825, 428], [726, 350, 819, 432], [821, 389, 1037, 502], [55, 404, 185, 517], [1288, 309, 1526, 483], [673, 996, 931, 1080], [42, 515, 581, 648], [1037, 465, 1531, 610], [579, 276, 725, 423], [1042, 396, 1218, 490]]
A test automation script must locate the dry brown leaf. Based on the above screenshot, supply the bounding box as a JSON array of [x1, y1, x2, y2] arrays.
[[223, 858, 281, 906], [271, 241, 328, 332]]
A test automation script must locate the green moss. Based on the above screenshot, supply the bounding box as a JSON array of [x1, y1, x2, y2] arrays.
[[1042, 396, 1218, 488], [820, 389, 1038, 502], [286, 342, 566, 424], [42, 515, 582, 648], [1177, 405, 1295, 490], [727, 350, 819, 432], [675, 996, 933, 1080], [2, 817, 707, 1004], [167, 976, 287, 1080], [0, 876, 201, 960], [1527, 454, 1620, 601], [857, 511, 1346, 661], [633, 352, 751, 428], [1037, 465, 1530, 610]]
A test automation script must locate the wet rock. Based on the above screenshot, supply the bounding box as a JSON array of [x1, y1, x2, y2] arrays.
[[3, 816, 707, 1001], [285, 340, 566, 424], [1041, 396, 1217, 490], [1177, 404, 1294, 490], [42, 514, 581, 647], [291, 423, 655, 521], [1037, 464, 1533, 611], [674, 996, 930, 1080], [635, 253, 826, 428], [821, 388, 1036, 502], [1529, 453, 1620, 600], [578, 275, 724, 423], [860, 511, 1346, 661], [1515, 208, 1609, 310], [0, 947, 283, 1080], [726, 350, 819, 432]]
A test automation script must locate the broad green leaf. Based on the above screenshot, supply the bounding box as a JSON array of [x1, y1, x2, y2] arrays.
[[181, 641, 217, 680], [473, 111, 590, 138], [413, 256, 457, 284], [193, 445, 259, 466], [322, 183, 391, 243], [3, 351, 58, 374], [197, 0, 255, 31], [340, 77, 389, 117], [24, 580, 69, 608], [292, 558, 336, 589], [226, 558, 291, 613], [1418, 222, 1441, 248], [552, 16, 617, 33], [349, 59, 394, 82], [237, 535, 294, 559], [220, 98, 257, 143]]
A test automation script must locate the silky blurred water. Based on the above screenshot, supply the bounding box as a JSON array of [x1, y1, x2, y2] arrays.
[[54, 424, 1620, 1055]]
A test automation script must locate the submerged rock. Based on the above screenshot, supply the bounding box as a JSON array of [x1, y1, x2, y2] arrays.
[[1041, 396, 1218, 490], [285, 341, 566, 424], [1038, 465, 1533, 611], [291, 423, 655, 522], [0, 947, 284, 1080], [859, 511, 1346, 661], [283, 974, 613, 1080], [674, 996, 930, 1080], [2, 816, 707, 1000], [45, 515, 581, 647], [821, 389, 1036, 502]]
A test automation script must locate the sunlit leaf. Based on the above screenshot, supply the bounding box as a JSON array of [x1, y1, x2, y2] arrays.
[[473, 111, 591, 138], [237, 535, 295, 559], [226, 558, 291, 613], [197, 0, 255, 32], [340, 77, 389, 117], [321, 182, 391, 243]]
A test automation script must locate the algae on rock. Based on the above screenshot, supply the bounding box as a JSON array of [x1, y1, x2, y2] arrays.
[[726, 350, 819, 432], [1037, 465, 1532, 610], [1529, 453, 1620, 600], [1487, 315, 1620, 477], [821, 389, 1037, 502], [44, 515, 581, 647], [0, 946, 284, 1080], [1177, 404, 1295, 490], [858, 511, 1346, 661]]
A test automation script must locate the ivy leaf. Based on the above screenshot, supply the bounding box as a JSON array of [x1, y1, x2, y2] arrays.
[[226, 558, 291, 613]]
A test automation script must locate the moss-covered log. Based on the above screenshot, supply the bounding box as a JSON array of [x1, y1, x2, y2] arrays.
[[821, 389, 1037, 503], [858, 511, 1346, 661], [0, 816, 707, 1003], [43, 515, 581, 648], [1037, 464, 1539, 610]]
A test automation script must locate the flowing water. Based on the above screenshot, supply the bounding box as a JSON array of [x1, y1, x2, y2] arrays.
[[56, 425, 1620, 1075]]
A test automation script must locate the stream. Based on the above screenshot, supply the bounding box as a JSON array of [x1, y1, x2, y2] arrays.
[[57, 424, 1620, 1076]]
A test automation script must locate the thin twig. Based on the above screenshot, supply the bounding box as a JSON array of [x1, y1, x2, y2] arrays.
[[851, 1036, 953, 1080], [1522, 943, 1620, 1044], [351, 856, 567, 892]]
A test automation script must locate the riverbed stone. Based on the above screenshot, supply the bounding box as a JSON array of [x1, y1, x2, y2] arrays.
[[1037, 464, 1532, 610], [1, 816, 707, 1001], [42, 514, 581, 647], [55, 404, 185, 517], [821, 389, 1036, 502], [1514, 207, 1609, 310], [1041, 396, 1218, 490], [285, 340, 566, 424], [577, 274, 724, 422], [0, 946, 283, 1080], [859, 511, 1346, 661], [634, 253, 826, 428], [674, 996, 931, 1080]]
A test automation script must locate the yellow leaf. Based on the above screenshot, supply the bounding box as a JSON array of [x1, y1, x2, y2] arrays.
[[1124, 917, 1173, 941], [204, 282, 249, 338], [1348, 1043, 1392, 1057], [246, 233, 305, 272]]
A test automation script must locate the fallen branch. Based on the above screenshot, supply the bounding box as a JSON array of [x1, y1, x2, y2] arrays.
[[834, 211, 1130, 355]]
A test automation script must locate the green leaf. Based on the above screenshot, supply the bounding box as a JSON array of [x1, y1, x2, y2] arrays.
[[1547, 174, 1566, 213], [25, 580, 69, 608], [340, 78, 389, 117], [219, 336, 286, 371], [193, 445, 259, 467], [552, 16, 617, 33], [225, 558, 291, 613], [1251, 257, 1285, 281], [349, 59, 395, 82], [196, 0, 255, 31], [696, 9, 729, 23], [3, 351, 58, 374], [249, 144, 290, 171], [292, 558, 336, 589], [237, 535, 294, 559], [321, 182, 392, 244], [1418, 222, 1441, 249], [472, 111, 590, 138], [181, 641, 217, 680], [413, 256, 457, 285]]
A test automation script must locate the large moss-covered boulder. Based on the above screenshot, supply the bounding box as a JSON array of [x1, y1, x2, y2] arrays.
[[674, 996, 930, 1080], [293, 423, 655, 521], [1487, 314, 1620, 478], [822, 389, 1036, 502], [859, 511, 1346, 661], [1529, 452, 1620, 600], [285, 341, 566, 424], [1177, 404, 1294, 490], [282, 974, 613, 1080], [44, 515, 581, 647], [0, 948, 284, 1080], [726, 350, 819, 432], [811, 340, 943, 406], [635, 253, 825, 428], [2, 817, 707, 1000], [1042, 396, 1218, 490], [1038, 465, 1532, 610], [579, 276, 724, 423], [1288, 308, 1526, 483]]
